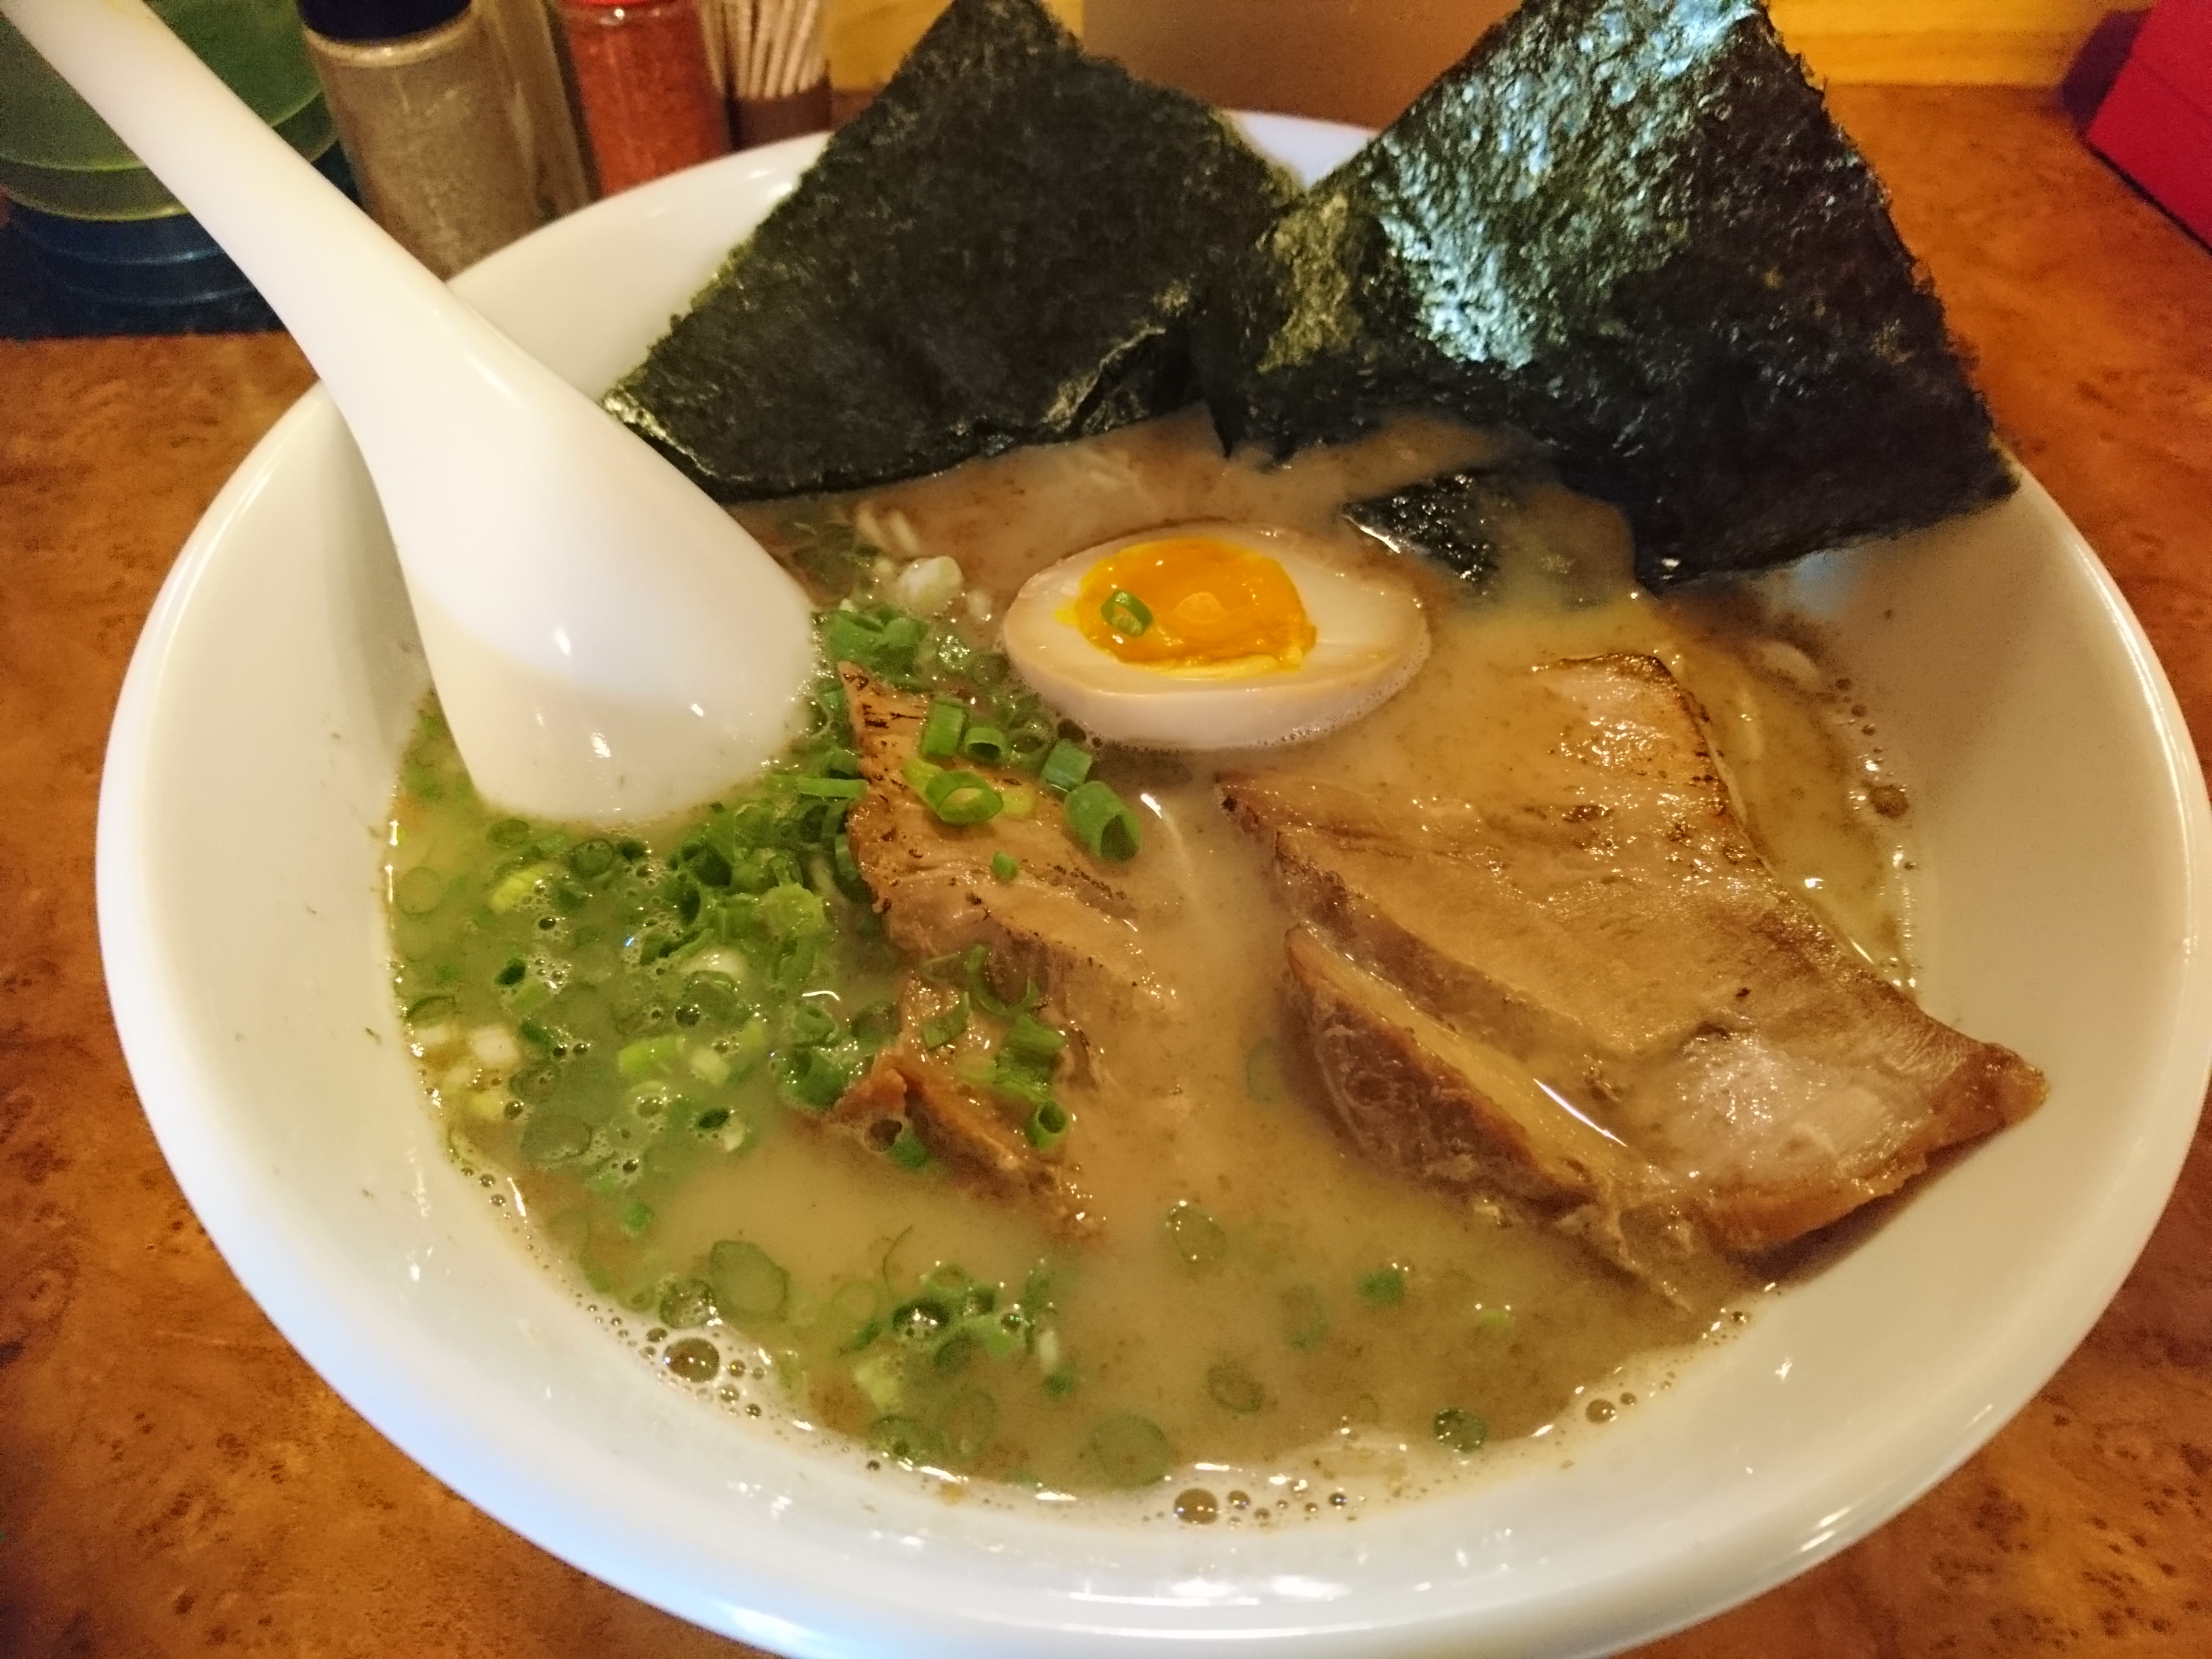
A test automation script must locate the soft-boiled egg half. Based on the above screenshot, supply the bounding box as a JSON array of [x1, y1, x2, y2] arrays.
[[1000, 523, 1429, 748]]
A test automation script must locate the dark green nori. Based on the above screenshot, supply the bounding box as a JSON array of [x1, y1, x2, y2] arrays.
[[605, 0, 1292, 501], [1197, 0, 2015, 590], [1344, 469, 1522, 584]]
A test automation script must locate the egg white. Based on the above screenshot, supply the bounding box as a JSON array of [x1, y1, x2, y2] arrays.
[[1000, 522, 1430, 749]]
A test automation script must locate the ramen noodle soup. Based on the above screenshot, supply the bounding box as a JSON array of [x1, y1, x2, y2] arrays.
[[383, 411, 1949, 1510]]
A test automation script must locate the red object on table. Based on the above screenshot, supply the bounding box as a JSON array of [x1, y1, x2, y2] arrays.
[[2086, 0, 2212, 243], [558, 0, 731, 198]]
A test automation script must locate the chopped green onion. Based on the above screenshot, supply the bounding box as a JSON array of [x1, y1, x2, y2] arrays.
[[825, 1279, 885, 1353], [796, 775, 866, 800], [1039, 739, 1093, 794], [495, 956, 527, 987], [1101, 589, 1153, 637], [1164, 1200, 1228, 1268], [1023, 1098, 1071, 1151], [998, 785, 1037, 820], [832, 832, 867, 894], [565, 838, 616, 879], [991, 851, 1019, 882], [726, 1015, 769, 1078], [1433, 1406, 1489, 1453], [1004, 1009, 1067, 1061], [920, 994, 969, 1050], [920, 698, 967, 760], [487, 817, 533, 848], [617, 1033, 683, 1078], [1281, 1284, 1330, 1350], [960, 724, 1009, 765], [961, 944, 1038, 1018], [1006, 724, 1055, 774], [683, 843, 733, 887], [1206, 1359, 1268, 1414], [787, 1002, 839, 1046], [879, 614, 925, 659], [620, 1200, 655, 1236], [1244, 1037, 1288, 1104], [902, 756, 943, 795], [659, 1278, 715, 1328], [487, 862, 554, 914], [1087, 1413, 1171, 1488], [758, 882, 828, 941], [708, 1238, 789, 1322], [984, 1053, 1057, 1111], [886, 1124, 932, 1170], [1358, 1266, 1408, 1307], [852, 1000, 900, 1046], [823, 610, 883, 664], [1063, 779, 1141, 861], [924, 769, 1003, 826], [866, 1414, 942, 1466], [777, 1046, 858, 1111]]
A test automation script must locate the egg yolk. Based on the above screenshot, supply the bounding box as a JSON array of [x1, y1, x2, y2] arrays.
[[1067, 537, 1317, 674]]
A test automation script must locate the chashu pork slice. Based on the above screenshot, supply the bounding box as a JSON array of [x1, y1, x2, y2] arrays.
[[840, 663, 1174, 1036], [1225, 653, 2045, 1254]]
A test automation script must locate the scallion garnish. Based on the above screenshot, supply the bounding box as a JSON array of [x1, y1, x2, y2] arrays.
[[886, 1124, 932, 1170], [920, 994, 969, 1049], [1024, 1098, 1071, 1151], [1357, 1265, 1407, 1307], [1063, 778, 1141, 860], [831, 832, 866, 894], [960, 723, 1009, 765], [1101, 589, 1153, 637], [795, 775, 867, 800], [1433, 1406, 1489, 1453], [1039, 739, 1092, 794], [923, 769, 1003, 825], [991, 851, 1019, 882], [1004, 1008, 1067, 1061], [960, 943, 1038, 1017], [920, 697, 967, 760], [901, 756, 943, 794]]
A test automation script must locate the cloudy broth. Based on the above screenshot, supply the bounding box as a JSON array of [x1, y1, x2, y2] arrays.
[[386, 412, 1912, 1507]]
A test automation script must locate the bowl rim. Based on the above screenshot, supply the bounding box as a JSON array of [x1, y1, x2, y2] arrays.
[[94, 119, 2212, 1657]]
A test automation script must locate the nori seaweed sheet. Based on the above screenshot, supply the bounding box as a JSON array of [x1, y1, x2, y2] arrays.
[[1344, 470, 1517, 583], [1197, 0, 2015, 590], [605, 0, 1291, 500]]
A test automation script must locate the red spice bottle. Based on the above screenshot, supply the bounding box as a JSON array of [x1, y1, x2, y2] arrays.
[[557, 0, 731, 197]]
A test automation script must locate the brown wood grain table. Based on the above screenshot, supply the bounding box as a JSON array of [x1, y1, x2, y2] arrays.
[[3, 85, 2209, 1658]]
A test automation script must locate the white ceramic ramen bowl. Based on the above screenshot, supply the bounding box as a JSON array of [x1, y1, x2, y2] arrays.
[[98, 118, 2212, 1657]]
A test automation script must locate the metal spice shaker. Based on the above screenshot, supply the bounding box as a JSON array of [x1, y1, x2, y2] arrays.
[[558, 0, 730, 198], [298, 0, 544, 277]]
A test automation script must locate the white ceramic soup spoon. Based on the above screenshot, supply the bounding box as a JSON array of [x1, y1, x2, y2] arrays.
[[3, 0, 815, 824]]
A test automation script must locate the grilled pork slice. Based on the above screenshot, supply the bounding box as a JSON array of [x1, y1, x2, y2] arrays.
[[827, 1048, 1094, 1240], [1226, 653, 2045, 1255], [840, 664, 1172, 1035]]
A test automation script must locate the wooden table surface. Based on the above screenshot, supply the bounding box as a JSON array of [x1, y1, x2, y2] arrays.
[[3, 84, 2209, 1658]]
